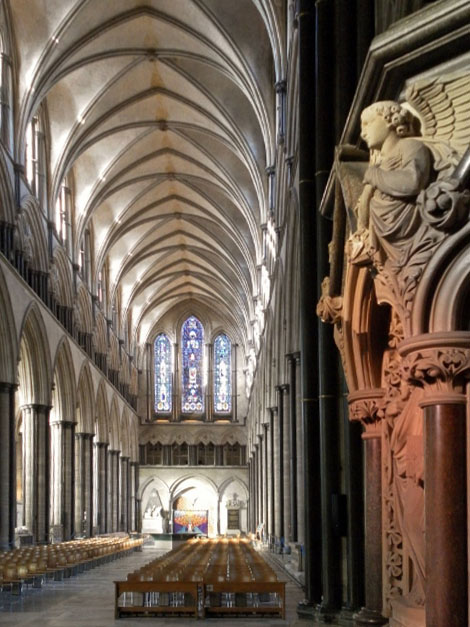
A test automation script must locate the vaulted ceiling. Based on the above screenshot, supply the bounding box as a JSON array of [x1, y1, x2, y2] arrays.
[[10, 0, 285, 348]]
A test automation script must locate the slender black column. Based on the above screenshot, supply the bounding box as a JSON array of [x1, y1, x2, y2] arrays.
[[257, 436, 264, 535], [275, 386, 285, 542], [269, 409, 275, 542], [297, 0, 322, 610], [263, 425, 268, 538], [340, 379, 365, 620], [0, 383, 16, 549], [315, 0, 343, 620], [287, 355, 298, 542]]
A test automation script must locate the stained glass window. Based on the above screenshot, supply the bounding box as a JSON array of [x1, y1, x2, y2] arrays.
[[181, 316, 204, 413], [154, 333, 172, 412], [214, 333, 231, 413]]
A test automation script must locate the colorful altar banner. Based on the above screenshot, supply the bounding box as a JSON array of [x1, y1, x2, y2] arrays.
[[173, 509, 208, 534]]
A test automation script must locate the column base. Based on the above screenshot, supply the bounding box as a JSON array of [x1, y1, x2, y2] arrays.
[[315, 602, 339, 623], [353, 607, 388, 625], [339, 606, 360, 625], [297, 600, 317, 619]]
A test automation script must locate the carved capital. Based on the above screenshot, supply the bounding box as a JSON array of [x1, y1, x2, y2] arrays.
[[348, 388, 385, 435], [400, 332, 470, 396]]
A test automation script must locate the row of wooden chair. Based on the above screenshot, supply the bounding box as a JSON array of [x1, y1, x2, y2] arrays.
[[125, 537, 278, 584], [1, 535, 143, 593], [115, 538, 285, 619]]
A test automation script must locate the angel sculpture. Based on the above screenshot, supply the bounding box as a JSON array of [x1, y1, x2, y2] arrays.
[[350, 74, 470, 321]]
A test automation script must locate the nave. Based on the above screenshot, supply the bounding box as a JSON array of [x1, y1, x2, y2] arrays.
[[0, 545, 320, 627]]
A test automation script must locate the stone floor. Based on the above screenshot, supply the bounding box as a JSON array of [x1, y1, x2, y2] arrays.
[[0, 546, 345, 627]]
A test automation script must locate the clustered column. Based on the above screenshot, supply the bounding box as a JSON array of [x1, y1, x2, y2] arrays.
[[95, 441, 108, 533], [22, 404, 50, 543], [50, 419, 75, 540], [0, 382, 16, 550], [120, 456, 129, 531], [108, 449, 120, 532], [130, 460, 139, 531], [75, 432, 94, 537]]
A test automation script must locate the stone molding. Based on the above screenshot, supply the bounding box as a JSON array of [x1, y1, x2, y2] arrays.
[[399, 332, 470, 396], [348, 388, 385, 436]]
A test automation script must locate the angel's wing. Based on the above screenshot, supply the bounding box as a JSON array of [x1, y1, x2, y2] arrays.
[[405, 73, 470, 156]]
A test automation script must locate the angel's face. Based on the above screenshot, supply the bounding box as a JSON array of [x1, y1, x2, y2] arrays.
[[361, 108, 390, 150]]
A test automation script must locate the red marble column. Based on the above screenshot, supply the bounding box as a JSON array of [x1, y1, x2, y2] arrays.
[[349, 390, 388, 626], [421, 398, 467, 627], [400, 332, 470, 627]]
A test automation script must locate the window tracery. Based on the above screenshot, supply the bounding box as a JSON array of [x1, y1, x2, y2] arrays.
[[181, 315, 204, 413], [154, 333, 172, 413], [214, 333, 231, 413]]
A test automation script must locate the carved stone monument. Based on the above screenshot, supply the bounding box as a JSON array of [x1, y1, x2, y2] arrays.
[[317, 73, 470, 627]]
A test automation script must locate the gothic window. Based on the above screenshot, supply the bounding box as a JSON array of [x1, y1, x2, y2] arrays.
[[172, 442, 188, 465], [25, 117, 39, 193], [197, 442, 215, 465], [224, 443, 244, 465], [181, 315, 204, 413], [214, 333, 231, 413], [147, 443, 162, 465], [154, 333, 172, 413], [79, 229, 91, 285], [55, 179, 72, 250]]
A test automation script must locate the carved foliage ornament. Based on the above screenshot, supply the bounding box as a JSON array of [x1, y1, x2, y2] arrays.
[[401, 347, 470, 393]]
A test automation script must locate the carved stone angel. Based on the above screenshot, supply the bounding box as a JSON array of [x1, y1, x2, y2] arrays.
[[350, 74, 470, 323]]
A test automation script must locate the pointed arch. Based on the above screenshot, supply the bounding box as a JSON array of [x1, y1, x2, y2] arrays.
[[0, 264, 18, 383], [18, 196, 48, 273], [120, 407, 130, 457], [76, 362, 95, 434], [18, 303, 52, 406], [109, 396, 121, 451], [75, 284, 93, 334], [51, 338, 76, 424], [51, 247, 74, 307], [95, 380, 109, 443]]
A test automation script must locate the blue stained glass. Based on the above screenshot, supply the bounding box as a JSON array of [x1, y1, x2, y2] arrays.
[[181, 316, 204, 413], [154, 334, 172, 412], [214, 334, 231, 413]]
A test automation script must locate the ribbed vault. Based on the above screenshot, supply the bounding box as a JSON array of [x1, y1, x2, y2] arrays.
[[10, 0, 283, 357]]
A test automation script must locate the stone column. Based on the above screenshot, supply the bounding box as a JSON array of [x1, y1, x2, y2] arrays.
[[109, 450, 120, 532], [349, 390, 387, 626], [275, 387, 286, 543], [263, 424, 269, 537], [340, 378, 365, 621], [281, 384, 291, 542], [51, 420, 75, 541], [266, 412, 275, 542], [96, 442, 108, 533], [75, 432, 94, 537], [257, 436, 264, 532], [0, 383, 16, 550], [130, 461, 138, 531], [287, 353, 298, 542], [400, 333, 470, 627], [120, 456, 129, 531], [22, 404, 50, 544], [294, 353, 304, 544], [271, 404, 281, 542]]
